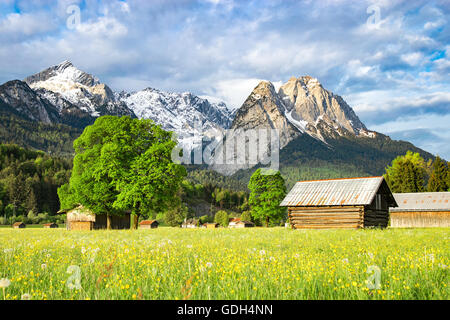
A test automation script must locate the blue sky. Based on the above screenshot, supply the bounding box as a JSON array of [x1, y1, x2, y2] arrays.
[[0, 0, 449, 159]]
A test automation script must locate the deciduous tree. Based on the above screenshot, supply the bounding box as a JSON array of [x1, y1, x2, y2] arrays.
[[248, 169, 287, 227]]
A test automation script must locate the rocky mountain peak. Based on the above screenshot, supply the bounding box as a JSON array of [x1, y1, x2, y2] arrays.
[[23, 61, 122, 116], [232, 76, 374, 146], [231, 80, 299, 148]]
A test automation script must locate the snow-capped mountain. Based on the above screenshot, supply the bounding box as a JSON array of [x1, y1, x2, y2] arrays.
[[0, 61, 436, 181], [116, 87, 234, 149], [25, 61, 134, 118], [117, 88, 233, 133], [0, 61, 234, 145]]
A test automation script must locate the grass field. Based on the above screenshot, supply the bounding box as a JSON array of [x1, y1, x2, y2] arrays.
[[0, 228, 448, 300]]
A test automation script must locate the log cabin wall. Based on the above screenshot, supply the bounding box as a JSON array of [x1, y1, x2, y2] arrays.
[[288, 206, 364, 229], [94, 214, 131, 230], [363, 191, 390, 228]]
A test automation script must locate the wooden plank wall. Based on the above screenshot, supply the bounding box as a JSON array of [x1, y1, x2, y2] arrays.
[[364, 209, 389, 228], [288, 206, 364, 229], [390, 211, 450, 228], [69, 221, 93, 231]]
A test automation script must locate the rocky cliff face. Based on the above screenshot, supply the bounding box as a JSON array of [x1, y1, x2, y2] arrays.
[[232, 76, 377, 146], [231, 81, 299, 148], [0, 80, 60, 124]]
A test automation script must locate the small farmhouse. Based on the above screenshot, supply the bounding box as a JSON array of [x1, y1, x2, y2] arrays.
[[181, 218, 200, 228], [43, 223, 58, 229], [280, 176, 397, 229], [12, 222, 26, 229], [390, 192, 450, 228], [139, 220, 159, 229], [205, 222, 219, 229], [59, 205, 131, 230], [228, 218, 241, 227], [231, 221, 254, 228]]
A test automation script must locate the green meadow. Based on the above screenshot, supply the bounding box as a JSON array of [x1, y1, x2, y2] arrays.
[[0, 228, 448, 300]]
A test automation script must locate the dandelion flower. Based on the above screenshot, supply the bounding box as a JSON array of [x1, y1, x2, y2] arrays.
[[21, 293, 32, 300], [0, 278, 11, 300], [0, 278, 11, 288], [41, 264, 47, 270]]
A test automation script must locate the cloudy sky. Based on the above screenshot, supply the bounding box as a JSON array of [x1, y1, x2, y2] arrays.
[[0, 0, 449, 158]]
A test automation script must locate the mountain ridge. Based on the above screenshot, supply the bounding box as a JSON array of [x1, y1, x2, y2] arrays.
[[0, 61, 439, 184]]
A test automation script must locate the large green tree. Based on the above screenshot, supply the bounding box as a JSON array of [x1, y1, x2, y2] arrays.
[[248, 169, 287, 227], [58, 116, 186, 229], [384, 151, 426, 193], [427, 156, 448, 192], [214, 210, 229, 227]]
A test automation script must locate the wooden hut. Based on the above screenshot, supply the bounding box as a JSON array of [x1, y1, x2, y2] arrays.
[[139, 220, 159, 229], [43, 223, 58, 229], [205, 222, 219, 229], [12, 222, 26, 229], [280, 176, 397, 229], [228, 218, 241, 228], [181, 218, 200, 228], [390, 192, 450, 228], [59, 205, 130, 230], [232, 221, 254, 228]]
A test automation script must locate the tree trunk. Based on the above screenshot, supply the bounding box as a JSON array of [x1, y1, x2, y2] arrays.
[[266, 216, 269, 228], [132, 214, 140, 230], [106, 214, 112, 230]]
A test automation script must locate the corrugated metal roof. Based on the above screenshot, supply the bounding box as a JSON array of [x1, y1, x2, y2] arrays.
[[390, 192, 450, 212], [280, 176, 384, 207]]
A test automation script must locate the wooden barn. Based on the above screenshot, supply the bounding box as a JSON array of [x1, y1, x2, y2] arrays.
[[139, 220, 159, 229], [181, 218, 200, 228], [43, 223, 58, 229], [205, 222, 219, 229], [231, 221, 255, 228], [280, 176, 397, 229], [390, 192, 450, 228], [228, 218, 241, 227], [12, 222, 26, 229], [59, 205, 131, 230]]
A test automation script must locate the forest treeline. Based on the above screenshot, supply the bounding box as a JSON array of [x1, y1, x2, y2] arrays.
[[0, 144, 72, 225], [0, 144, 250, 225]]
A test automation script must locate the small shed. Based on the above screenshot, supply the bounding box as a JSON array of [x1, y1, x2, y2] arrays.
[[12, 222, 26, 229], [59, 205, 130, 230], [140, 220, 159, 229], [232, 221, 254, 228], [205, 222, 219, 229], [43, 223, 58, 229], [280, 176, 397, 229], [181, 218, 200, 228], [228, 218, 241, 227], [390, 192, 450, 228]]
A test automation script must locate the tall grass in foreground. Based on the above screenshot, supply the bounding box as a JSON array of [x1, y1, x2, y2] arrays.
[[0, 228, 448, 300]]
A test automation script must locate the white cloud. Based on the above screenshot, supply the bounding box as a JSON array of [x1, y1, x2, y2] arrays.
[[401, 52, 424, 66], [0, 12, 57, 37]]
